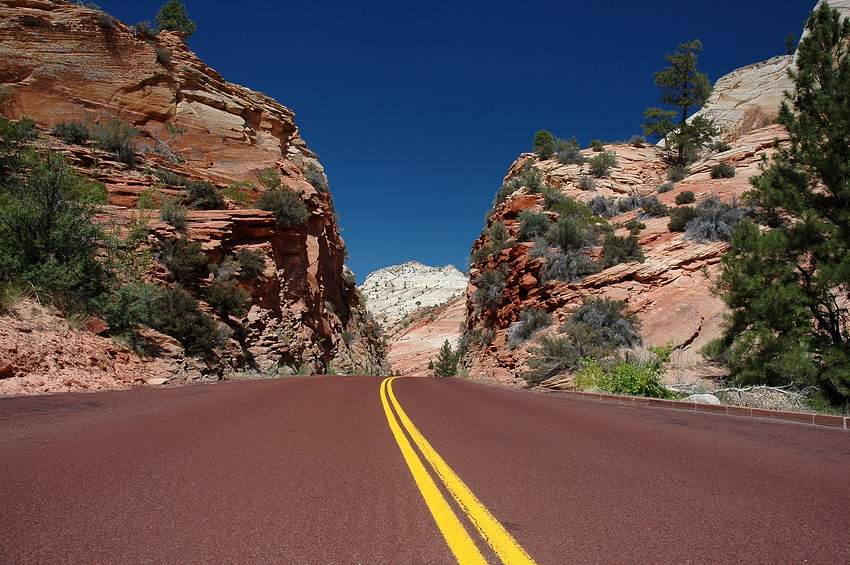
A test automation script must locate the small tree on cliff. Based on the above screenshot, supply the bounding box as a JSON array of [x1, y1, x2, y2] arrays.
[[643, 40, 716, 166], [155, 0, 196, 39], [432, 340, 459, 377], [709, 4, 850, 406], [533, 130, 555, 160]]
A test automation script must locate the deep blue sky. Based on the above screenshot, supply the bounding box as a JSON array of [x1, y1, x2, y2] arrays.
[[96, 0, 815, 281]]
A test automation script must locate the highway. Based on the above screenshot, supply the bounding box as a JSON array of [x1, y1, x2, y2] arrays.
[[1, 376, 848, 564]]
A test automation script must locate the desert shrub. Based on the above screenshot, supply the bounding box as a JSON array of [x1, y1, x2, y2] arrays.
[[590, 139, 604, 152], [710, 162, 736, 179], [667, 205, 698, 232], [638, 196, 668, 218], [618, 194, 643, 213], [204, 278, 250, 319], [666, 165, 689, 182], [152, 284, 219, 355], [624, 219, 645, 235], [710, 139, 731, 152], [629, 134, 647, 146], [131, 20, 153, 35], [546, 195, 593, 221], [97, 12, 117, 28], [546, 216, 586, 252], [523, 334, 583, 385], [492, 182, 518, 210], [159, 196, 188, 229], [186, 179, 225, 210], [519, 164, 544, 193], [155, 48, 172, 66], [684, 197, 744, 243], [235, 248, 265, 279], [577, 175, 595, 191], [540, 249, 599, 283], [256, 189, 310, 228], [473, 269, 506, 310], [587, 150, 617, 177], [52, 120, 91, 144], [600, 234, 644, 268], [577, 358, 672, 398], [223, 181, 254, 207], [102, 281, 161, 338], [91, 118, 138, 166], [457, 327, 496, 357], [255, 167, 282, 190], [158, 237, 207, 283], [533, 130, 556, 160], [516, 210, 551, 242], [589, 195, 620, 218], [565, 296, 642, 351], [507, 308, 553, 348], [136, 188, 159, 210], [304, 162, 328, 192], [657, 181, 675, 193], [487, 221, 511, 250], [556, 141, 584, 165], [469, 244, 492, 266], [675, 190, 696, 205], [155, 168, 186, 186]]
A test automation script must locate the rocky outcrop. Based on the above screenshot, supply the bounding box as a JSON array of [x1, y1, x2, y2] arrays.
[[461, 125, 788, 387], [359, 261, 468, 330], [386, 295, 466, 378], [0, 0, 388, 393]]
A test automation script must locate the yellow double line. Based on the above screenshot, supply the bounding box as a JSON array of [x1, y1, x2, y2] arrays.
[[380, 377, 538, 565]]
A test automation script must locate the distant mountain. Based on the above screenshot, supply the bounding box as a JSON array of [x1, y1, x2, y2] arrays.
[[359, 262, 468, 330]]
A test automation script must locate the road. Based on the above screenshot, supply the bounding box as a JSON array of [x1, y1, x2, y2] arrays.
[[1, 376, 848, 564]]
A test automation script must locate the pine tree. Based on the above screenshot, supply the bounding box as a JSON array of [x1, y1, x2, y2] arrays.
[[432, 340, 458, 378], [532, 130, 555, 160], [643, 40, 716, 166], [711, 4, 850, 406], [154, 0, 196, 39]]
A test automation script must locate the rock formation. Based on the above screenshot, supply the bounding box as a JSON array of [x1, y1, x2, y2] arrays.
[[0, 0, 388, 395], [359, 261, 467, 330]]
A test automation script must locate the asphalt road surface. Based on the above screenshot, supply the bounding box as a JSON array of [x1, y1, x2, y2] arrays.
[[1, 376, 848, 564]]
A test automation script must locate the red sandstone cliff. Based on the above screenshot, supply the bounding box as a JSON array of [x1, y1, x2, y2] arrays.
[[0, 0, 388, 395]]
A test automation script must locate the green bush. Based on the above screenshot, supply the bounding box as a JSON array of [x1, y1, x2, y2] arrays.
[[523, 334, 583, 385], [556, 138, 584, 165], [667, 205, 697, 232], [589, 196, 619, 218], [507, 308, 553, 348], [519, 164, 544, 193], [629, 134, 647, 146], [186, 179, 225, 210], [684, 197, 743, 243], [304, 163, 328, 192], [155, 168, 187, 186], [154, 0, 196, 38], [565, 296, 642, 351], [533, 130, 556, 160], [136, 188, 159, 210], [576, 358, 672, 398], [587, 151, 617, 177], [577, 175, 595, 190], [600, 234, 645, 268], [155, 48, 172, 66], [152, 284, 220, 355], [236, 248, 265, 279], [540, 249, 599, 283], [590, 139, 605, 152], [52, 120, 91, 145], [710, 140, 731, 152], [516, 210, 550, 242], [666, 166, 689, 182], [675, 190, 696, 205], [204, 278, 250, 319], [710, 162, 736, 179], [159, 195, 188, 229], [624, 219, 645, 235], [491, 182, 518, 210], [256, 189, 310, 228], [102, 281, 161, 338], [472, 269, 506, 310], [91, 118, 138, 166], [222, 181, 254, 207], [158, 237, 207, 283], [657, 181, 675, 193], [639, 196, 668, 218], [547, 216, 586, 252]]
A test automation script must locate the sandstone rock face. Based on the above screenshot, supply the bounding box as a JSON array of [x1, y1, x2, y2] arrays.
[[359, 262, 468, 330], [460, 125, 788, 387], [0, 0, 388, 393]]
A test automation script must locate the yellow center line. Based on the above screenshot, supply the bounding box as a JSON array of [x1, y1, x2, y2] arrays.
[[381, 377, 539, 565], [380, 378, 488, 565]]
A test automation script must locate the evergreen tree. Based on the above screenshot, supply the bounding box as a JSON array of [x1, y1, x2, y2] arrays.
[[532, 130, 555, 160], [643, 40, 716, 166], [154, 0, 196, 39], [432, 340, 458, 377], [711, 4, 850, 406]]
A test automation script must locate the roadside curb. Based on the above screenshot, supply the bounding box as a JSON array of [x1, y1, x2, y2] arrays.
[[552, 390, 849, 430]]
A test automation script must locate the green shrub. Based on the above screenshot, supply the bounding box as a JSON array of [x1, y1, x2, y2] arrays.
[[152, 285, 220, 355], [432, 339, 459, 377], [587, 151, 617, 177], [256, 189, 310, 228], [155, 48, 172, 66], [136, 188, 159, 210], [546, 196, 593, 221], [624, 219, 645, 235], [577, 175, 595, 190], [304, 162, 328, 192], [204, 278, 250, 319], [629, 134, 647, 146], [684, 197, 744, 243], [236, 248, 265, 279], [666, 165, 689, 182], [657, 181, 675, 193], [710, 140, 731, 152], [158, 237, 207, 282], [556, 138, 584, 165], [589, 196, 620, 218], [519, 164, 544, 193], [675, 190, 696, 205], [565, 296, 642, 352], [91, 118, 138, 166], [507, 308, 553, 348], [668, 205, 698, 232], [472, 269, 506, 310], [491, 182, 518, 210], [710, 162, 736, 179], [98, 12, 117, 29], [600, 234, 645, 268], [52, 121, 91, 144], [523, 334, 583, 385], [533, 130, 556, 160], [222, 181, 254, 207], [186, 179, 225, 210], [516, 210, 551, 242], [154, 0, 197, 38], [155, 168, 187, 186], [546, 216, 586, 252], [639, 196, 668, 218], [487, 221, 511, 251], [577, 358, 672, 398], [255, 168, 282, 190], [159, 196, 188, 229], [131, 20, 153, 35], [102, 281, 161, 337], [540, 249, 599, 283], [590, 139, 605, 152]]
